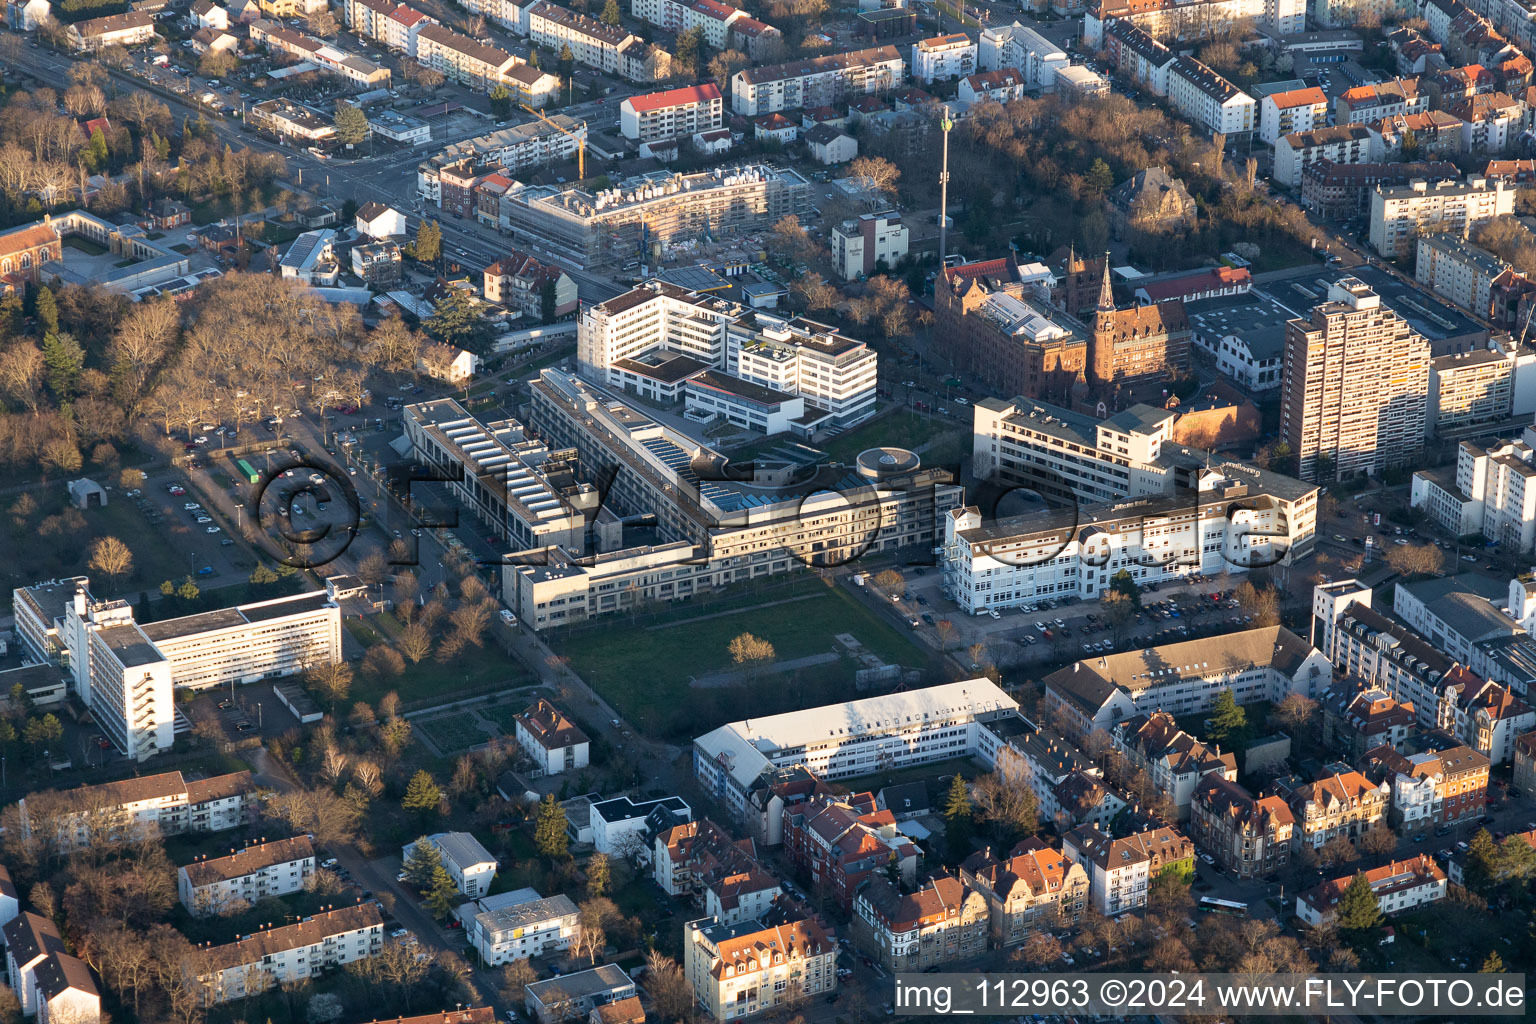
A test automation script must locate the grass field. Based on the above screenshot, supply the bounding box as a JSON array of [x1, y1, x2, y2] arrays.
[[556, 578, 931, 738], [350, 610, 535, 708]]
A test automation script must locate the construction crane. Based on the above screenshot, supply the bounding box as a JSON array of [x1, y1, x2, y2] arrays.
[[522, 103, 585, 181]]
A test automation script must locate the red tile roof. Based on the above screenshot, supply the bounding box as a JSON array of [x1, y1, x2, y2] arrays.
[[625, 83, 722, 113], [1266, 86, 1327, 109]]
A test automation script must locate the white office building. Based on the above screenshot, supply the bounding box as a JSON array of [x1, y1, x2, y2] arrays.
[[403, 832, 498, 897], [830, 212, 909, 281]]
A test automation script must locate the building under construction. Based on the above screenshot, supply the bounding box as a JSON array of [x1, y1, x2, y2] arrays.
[[495, 164, 813, 271]]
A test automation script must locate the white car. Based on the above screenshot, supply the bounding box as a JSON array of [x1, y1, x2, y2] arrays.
[[205, 526, 221, 534], [184, 503, 201, 510], [196, 516, 212, 524]]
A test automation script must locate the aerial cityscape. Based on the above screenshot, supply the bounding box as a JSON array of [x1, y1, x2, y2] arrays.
[[0, 0, 1534, 1018]]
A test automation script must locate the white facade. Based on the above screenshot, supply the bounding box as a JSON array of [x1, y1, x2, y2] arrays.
[[731, 46, 904, 116], [631, 0, 743, 48], [467, 891, 580, 965], [620, 84, 724, 142], [978, 21, 1065, 86], [196, 906, 384, 1003], [1167, 57, 1255, 137], [1369, 177, 1515, 258], [1259, 87, 1328, 146], [1273, 125, 1378, 188], [1415, 234, 1508, 315], [515, 699, 591, 775], [178, 837, 316, 915], [405, 832, 498, 897], [830, 212, 909, 280], [910, 33, 977, 83], [1412, 436, 1536, 552], [1296, 857, 1446, 927], [729, 317, 878, 429], [249, 20, 392, 86]]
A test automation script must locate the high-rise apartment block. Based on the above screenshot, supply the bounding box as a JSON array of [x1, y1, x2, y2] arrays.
[[1369, 176, 1513, 258], [1281, 278, 1430, 481]]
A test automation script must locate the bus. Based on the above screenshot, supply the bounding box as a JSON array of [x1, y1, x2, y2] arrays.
[[235, 458, 260, 484], [1198, 897, 1248, 917]]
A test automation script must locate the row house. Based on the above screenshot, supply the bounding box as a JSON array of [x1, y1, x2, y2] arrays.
[[1189, 775, 1295, 879], [1062, 823, 1194, 916], [852, 875, 987, 972], [684, 917, 836, 1020], [178, 837, 317, 916], [1111, 711, 1237, 820], [1296, 855, 1446, 927], [483, 251, 578, 321], [783, 792, 919, 911], [1287, 769, 1389, 849], [193, 906, 384, 1003], [1321, 685, 1419, 759], [1166, 56, 1254, 138], [1361, 744, 1489, 832], [959, 839, 1088, 947], [1274, 125, 1378, 189]]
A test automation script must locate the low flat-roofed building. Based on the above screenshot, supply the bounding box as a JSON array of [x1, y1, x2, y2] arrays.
[[525, 965, 635, 1024]]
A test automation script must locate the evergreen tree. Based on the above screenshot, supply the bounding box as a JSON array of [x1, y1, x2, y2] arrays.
[[402, 769, 443, 814], [540, 279, 558, 324], [424, 289, 485, 350], [1084, 158, 1114, 198], [424, 864, 459, 918], [412, 220, 442, 264], [1482, 951, 1506, 973], [1335, 872, 1382, 933], [403, 836, 443, 888], [528, 47, 541, 69], [674, 27, 702, 73], [600, 0, 621, 25], [333, 102, 371, 146], [1206, 688, 1247, 744], [943, 774, 973, 859], [83, 129, 109, 173], [558, 43, 574, 80], [41, 332, 83, 402], [1465, 828, 1500, 893], [534, 793, 569, 859], [489, 84, 512, 120], [34, 287, 58, 336]]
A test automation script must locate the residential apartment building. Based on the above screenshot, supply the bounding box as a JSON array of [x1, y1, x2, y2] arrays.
[[515, 699, 590, 775], [416, 25, 519, 89], [1413, 437, 1536, 549], [1084, 0, 1304, 46], [830, 211, 908, 280], [1042, 627, 1330, 737], [1280, 278, 1431, 482], [1259, 86, 1329, 145], [527, 2, 670, 81], [32, 953, 98, 1024], [19, 771, 251, 853], [1296, 855, 1446, 927], [1062, 823, 1195, 916], [178, 837, 316, 916], [693, 681, 1019, 820], [1439, 669, 1536, 763], [978, 21, 1065, 86], [525, 966, 635, 1024], [782, 792, 919, 911], [1323, 686, 1419, 759], [1102, 20, 1175, 96], [194, 906, 384, 1003], [911, 33, 976, 83], [67, 10, 155, 49], [4, 913, 64, 1017], [416, 120, 587, 207], [455, 0, 534, 34], [492, 165, 811, 271], [482, 251, 578, 320], [462, 891, 578, 965], [1513, 731, 1536, 795], [619, 84, 724, 142], [1167, 56, 1255, 138], [1274, 125, 1379, 188], [1428, 348, 1516, 434], [1335, 79, 1427, 124], [1369, 176, 1514, 258], [852, 875, 988, 971], [1363, 744, 1489, 830], [958, 68, 1029, 105], [730, 46, 904, 116], [1288, 769, 1389, 849], [342, 0, 436, 55], [403, 399, 592, 553], [684, 917, 836, 1020], [959, 839, 1088, 946], [509, 371, 959, 630], [587, 794, 690, 862], [1417, 234, 1509, 315], [249, 20, 392, 87], [630, 0, 760, 48], [1302, 160, 1462, 220], [653, 817, 778, 923], [1111, 711, 1237, 819], [1189, 775, 1296, 878]]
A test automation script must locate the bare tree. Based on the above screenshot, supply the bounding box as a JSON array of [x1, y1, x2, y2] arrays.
[[728, 631, 776, 680], [1386, 543, 1446, 578], [88, 536, 133, 593]]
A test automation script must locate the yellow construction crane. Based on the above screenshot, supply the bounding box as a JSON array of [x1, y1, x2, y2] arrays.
[[522, 103, 585, 180]]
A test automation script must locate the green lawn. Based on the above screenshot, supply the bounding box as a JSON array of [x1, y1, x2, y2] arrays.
[[556, 579, 931, 738], [820, 413, 968, 466], [350, 610, 535, 708], [834, 755, 977, 796]]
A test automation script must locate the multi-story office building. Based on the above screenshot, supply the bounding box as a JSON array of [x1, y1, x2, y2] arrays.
[[526, 1, 670, 81], [18, 771, 252, 851], [248, 20, 392, 87], [619, 84, 724, 142], [194, 906, 384, 1003], [1085, 0, 1303, 46], [1296, 855, 1445, 927], [1259, 86, 1328, 145], [693, 681, 1019, 819], [1369, 177, 1514, 258], [493, 166, 811, 271], [830, 212, 908, 280], [1062, 824, 1194, 916], [853, 875, 987, 971], [1189, 775, 1295, 878], [10, 576, 88, 666], [466, 891, 580, 965], [684, 917, 836, 1019], [1416, 234, 1508, 315], [1427, 348, 1515, 435], [404, 399, 593, 553], [342, 0, 436, 55], [244, 100, 337, 143], [1274, 125, 1378, 188], [178, 837, 316, 915], [978, 21, 1065, 85], [959, 840, 1088, 946], [730, 46, 904, 116], [1043, 627, 1330, 736], [576, 280, 738, 378], [911, 33, 977, 82], [1167, 56, 1255, 138], [506, 400, 959, 629], [1280, 278, 1431, 482], [1413, 436, 1536, 549], [729, 317, 877, 430]]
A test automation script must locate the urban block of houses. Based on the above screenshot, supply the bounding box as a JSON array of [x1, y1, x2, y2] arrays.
[[959, 839, 1089, 947], [684, 916, 837, 1019], [1062, 823, 1194, 916], [852, 874, 988, 971]]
